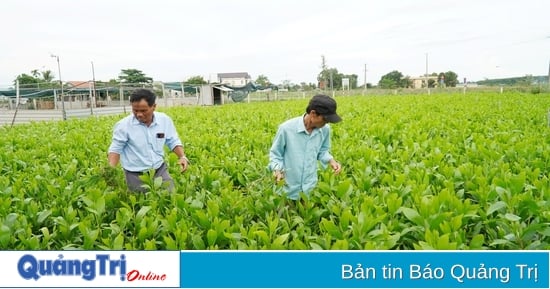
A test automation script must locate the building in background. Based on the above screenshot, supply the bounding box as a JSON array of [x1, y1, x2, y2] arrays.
[[217, 72, 251, 87], [410, 76, 438, 89]]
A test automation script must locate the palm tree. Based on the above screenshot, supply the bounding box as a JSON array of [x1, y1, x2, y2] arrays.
[[41, 70, 55, 83], [31, 69, 40, 78]]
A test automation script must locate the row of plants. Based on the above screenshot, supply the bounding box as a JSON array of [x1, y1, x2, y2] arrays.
[[1, 91, 550, 249]]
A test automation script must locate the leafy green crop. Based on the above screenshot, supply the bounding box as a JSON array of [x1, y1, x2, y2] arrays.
[[1, 91, 550, 249]]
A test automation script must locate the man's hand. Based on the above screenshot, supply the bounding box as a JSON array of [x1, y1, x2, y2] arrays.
[[273, 170, 284, 183], [329, 159, 342, 175], [102, 165, 119, 187], [178, 156, 189, 172]]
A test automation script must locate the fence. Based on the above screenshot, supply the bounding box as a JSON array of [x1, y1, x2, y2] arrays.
[[0, 81, 204, 125], [2, 83, 548, 126], [246, 85, 550, 102], [0, 106, 132, 126]]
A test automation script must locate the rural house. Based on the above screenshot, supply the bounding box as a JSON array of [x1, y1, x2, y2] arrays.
[[217, 72, 251, 87]]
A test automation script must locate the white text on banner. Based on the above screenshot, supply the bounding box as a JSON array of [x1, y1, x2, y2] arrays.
[[180, 251, 549, 288]]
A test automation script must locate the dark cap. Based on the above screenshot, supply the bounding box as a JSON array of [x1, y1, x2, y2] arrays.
[[308, 94, 342, 123]]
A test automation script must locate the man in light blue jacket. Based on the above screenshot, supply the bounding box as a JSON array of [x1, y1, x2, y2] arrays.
[[268, 94, 342, 201], [108, 89, 189, 192]]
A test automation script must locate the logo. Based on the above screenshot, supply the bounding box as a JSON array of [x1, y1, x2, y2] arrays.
[[17, 254, 167, 282]]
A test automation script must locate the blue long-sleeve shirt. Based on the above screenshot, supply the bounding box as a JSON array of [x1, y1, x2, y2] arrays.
[[268, 115, 334, 200], [108, 112, 182, 172]]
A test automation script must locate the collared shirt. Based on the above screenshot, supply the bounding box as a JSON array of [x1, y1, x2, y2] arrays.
[[268, 115, 333, 200], [108, 112, 182, 172]]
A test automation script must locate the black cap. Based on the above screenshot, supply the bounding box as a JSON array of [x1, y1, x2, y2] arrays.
[[308, 94, 342, 123]]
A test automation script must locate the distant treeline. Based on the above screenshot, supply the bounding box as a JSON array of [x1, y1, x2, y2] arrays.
[[477, 75, 548, 86]]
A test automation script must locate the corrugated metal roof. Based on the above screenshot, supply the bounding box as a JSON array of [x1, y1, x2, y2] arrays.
[[217, 72, 251, 79]]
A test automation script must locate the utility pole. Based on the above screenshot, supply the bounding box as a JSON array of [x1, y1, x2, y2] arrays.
[[91, 61, 97, 99], [91, 61, 97, 115], [51, 54, 66, 120]]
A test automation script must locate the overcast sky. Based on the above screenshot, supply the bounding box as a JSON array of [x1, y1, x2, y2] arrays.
[[1, 0, 549, 87]]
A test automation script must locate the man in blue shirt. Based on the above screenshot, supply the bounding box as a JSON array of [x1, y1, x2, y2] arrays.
[[268, 94, 342, 200], [108, 89, 189, 192]]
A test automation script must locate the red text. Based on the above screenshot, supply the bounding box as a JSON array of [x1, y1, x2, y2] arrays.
[[126, 270, 167, 281]]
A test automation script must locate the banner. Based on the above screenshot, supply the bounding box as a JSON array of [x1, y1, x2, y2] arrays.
[[1, 250, 548, 288], [180, 251, 548, 288]]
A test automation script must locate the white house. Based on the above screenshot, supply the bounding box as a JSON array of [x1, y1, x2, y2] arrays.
[[217, 72, 251, 87]]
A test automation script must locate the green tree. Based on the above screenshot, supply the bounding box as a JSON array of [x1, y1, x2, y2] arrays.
[[14, 73, 39, 86], [281, 79, 292, 90], [318, 67, 343, 90], [255, 74, 271, 87], [14, 69, 57, 88], [41, 70, 55, 83], [444, 71, 459, 87], [341, 74, 358, 89], [185, 75, 207, 85], [378, 70, 407, 89], [299, 82, 316, 91], [118, 69, 153, 84], [316, 55, 358, 90], [438, 72, 446, 88], [517, 75, 534, 86], [327, 68, 341, 90], [31, 69, 40, 78]]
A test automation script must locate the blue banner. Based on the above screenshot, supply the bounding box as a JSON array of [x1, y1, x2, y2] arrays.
[[179, 251, 549, 288], [2, 250, 548, 288]]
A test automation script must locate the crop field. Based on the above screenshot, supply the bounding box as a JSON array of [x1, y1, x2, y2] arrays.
[[2, 91, 550, 250]]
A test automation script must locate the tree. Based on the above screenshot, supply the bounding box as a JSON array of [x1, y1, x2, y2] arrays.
[[443, 71, 458, 87], [118, 69, 153, 84], [13, 69, 57, 88], [41, 70, 55, 83], [255, 74, 271, 87], [378, 70, 408, 89], [427, 72, 438, 88], [341, 74, 358, 89], [185, 75, 207, 85], [14, 73, 39, 86], [517, 74, 534, 86], [326, 68, 340, 90], [438, 72, 446, 88], [299, 82, 316, 91], [281, 79, 292, 90], [316, 55, 359, 90], [31, 69, 40, 78], [318, 66, 341, 90]]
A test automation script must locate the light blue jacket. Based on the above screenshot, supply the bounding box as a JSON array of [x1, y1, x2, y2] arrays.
[[108, 112, 182, 172], [268, 115, 333, 200]]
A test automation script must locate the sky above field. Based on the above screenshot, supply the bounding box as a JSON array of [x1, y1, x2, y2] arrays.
[[1, 0, 549, 87]]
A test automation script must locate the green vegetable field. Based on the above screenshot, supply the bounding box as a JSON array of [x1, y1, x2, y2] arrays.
[[2, 91, 550, 250]]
